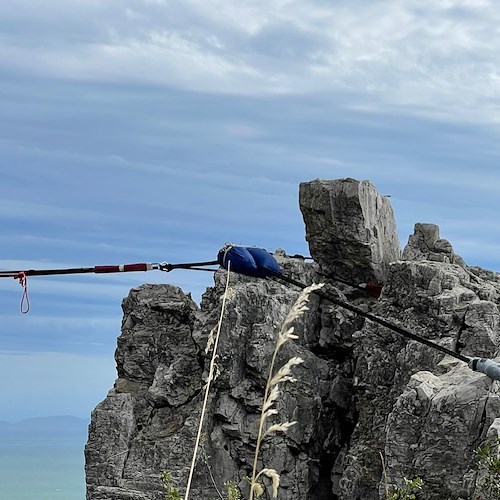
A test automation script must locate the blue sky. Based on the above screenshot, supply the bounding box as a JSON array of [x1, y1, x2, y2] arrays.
[[1, 0, 500, 422]]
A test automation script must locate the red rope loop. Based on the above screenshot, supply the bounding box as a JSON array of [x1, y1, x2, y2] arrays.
[[14, 272, 30, 314]]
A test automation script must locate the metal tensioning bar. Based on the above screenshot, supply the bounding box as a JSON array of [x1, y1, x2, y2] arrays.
[[0, 260, 220, 279]]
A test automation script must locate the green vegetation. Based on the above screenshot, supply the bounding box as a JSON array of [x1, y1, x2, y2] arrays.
[[476, 438, 500, 499], [380, 452, 424, 500], [224, 481, 242, 500], [162, 471, 182, 500], [385, 477, 424, 500]]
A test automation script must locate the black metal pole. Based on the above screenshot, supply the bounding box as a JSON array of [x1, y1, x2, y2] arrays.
[[269, 270, 470, 364]]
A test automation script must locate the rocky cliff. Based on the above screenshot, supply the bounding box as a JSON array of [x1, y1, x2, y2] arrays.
[[85, 178, 500, 500]]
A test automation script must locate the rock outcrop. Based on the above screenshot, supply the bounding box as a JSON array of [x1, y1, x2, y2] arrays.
[[299, 178, 401, 284], [402, 222, 466, 267], [85, 178, 500, 500]]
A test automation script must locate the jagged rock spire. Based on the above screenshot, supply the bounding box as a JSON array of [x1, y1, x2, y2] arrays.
[[299, 178, 401, 283], [402, 222, 466, 267]]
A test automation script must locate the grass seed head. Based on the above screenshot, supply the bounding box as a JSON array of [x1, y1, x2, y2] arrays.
[[259, 469, 280, 498], [264, 421, 297, 437], [270, 357, 304, 386]]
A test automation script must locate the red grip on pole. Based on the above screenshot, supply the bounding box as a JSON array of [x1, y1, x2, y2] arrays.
[[94, 266, 120, 273], [123, 263, 149, 272], [365, 282, 383, 298], [94, 263, 149, 274]]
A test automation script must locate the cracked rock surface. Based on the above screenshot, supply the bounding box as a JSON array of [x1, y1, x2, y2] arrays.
[[85, 178, 500, 499]]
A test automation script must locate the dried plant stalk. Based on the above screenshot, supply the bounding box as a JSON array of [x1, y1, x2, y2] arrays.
[[249, 283, 323, 499]]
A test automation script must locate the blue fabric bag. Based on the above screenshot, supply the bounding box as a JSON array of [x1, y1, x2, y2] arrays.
[[246, 247, 281, 277], [217, 245, 281, 278]]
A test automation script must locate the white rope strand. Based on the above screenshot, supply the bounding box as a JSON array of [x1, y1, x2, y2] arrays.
[[184, 261, 232, 500]]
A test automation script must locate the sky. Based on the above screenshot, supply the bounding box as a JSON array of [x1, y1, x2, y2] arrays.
[[1, 0, 500, 422]]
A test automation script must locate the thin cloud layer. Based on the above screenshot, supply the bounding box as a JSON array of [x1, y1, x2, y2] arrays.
[[2, 0, 500, 122]]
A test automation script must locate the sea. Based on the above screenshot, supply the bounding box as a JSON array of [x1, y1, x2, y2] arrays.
[[0, 416, 88, 500]]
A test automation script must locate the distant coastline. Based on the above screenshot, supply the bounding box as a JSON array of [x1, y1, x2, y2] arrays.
[[0, 415, 89, 443]]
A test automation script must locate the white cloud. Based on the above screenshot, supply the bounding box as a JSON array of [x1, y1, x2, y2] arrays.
[[1, 1, 500, 123]]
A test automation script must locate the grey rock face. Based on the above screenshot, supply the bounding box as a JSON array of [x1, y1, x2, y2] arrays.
[[86, 179, 500, 500], [402, 223, 466, 267], [86, 285, 202, 500], [299, 178, 400, 284], [86, 255, 357, 500], [384, 362, 500, 500]]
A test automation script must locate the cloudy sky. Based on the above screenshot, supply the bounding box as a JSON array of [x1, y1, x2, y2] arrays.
[[1, 0, 500, 422]]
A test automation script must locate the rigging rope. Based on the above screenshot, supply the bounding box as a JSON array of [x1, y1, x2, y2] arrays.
[[184, 260, 232, 500], [16, 272, 30, 314]]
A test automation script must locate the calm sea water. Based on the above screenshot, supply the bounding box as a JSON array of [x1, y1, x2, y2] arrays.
[[0, 419, 87, 500]]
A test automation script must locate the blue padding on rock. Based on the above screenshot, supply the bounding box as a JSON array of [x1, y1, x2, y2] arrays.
[[217, 245, 281, 278], [218, 246, 259, 277], [247, 247, 281, 277]]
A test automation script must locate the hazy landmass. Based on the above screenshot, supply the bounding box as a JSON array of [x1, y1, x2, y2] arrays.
[[0, 415, 88, 443]]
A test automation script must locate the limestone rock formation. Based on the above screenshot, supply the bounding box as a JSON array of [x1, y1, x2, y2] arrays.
[[85, 178, 500, 500], [299, 178, 400, 284], [402, 222, 466, 267]]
